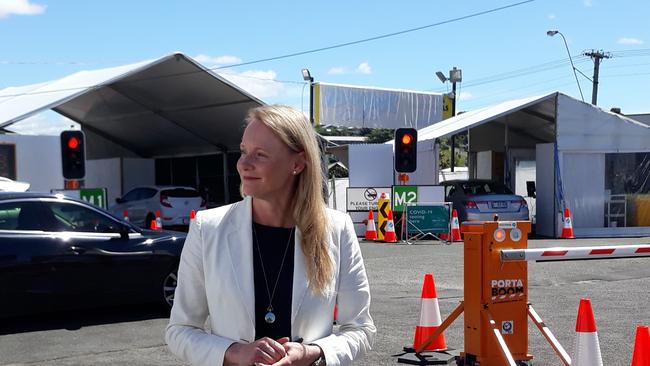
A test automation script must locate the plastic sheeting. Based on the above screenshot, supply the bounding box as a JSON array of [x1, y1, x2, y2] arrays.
[[316, 82, 442, 129]]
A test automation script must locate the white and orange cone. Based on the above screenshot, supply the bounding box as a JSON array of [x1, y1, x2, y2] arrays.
[[572, 298, 603, 366], [155, 210, 162, 231], [383, 210, 397, 243], [413, 273, 447, 351], [562, 207, 575, 239], [123, 209, 129, 222], [450, 209, 462, 242], [632, 325, 650, 366], [190, 209, 196, 222], [365, 210, 378, 241]]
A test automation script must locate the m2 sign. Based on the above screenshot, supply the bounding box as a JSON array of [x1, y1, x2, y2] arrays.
[[393, 186, 417, 212], [392, 185, 445, 212], [346, 187, 392, 212]]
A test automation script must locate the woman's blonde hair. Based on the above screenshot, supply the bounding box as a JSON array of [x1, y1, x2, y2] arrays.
[[244, 105, 332, 295]]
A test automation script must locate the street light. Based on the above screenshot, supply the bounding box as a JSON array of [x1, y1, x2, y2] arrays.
[[436, 66, 463, 172], [547, 30, 585, 102], [302, 68, 315, 124]]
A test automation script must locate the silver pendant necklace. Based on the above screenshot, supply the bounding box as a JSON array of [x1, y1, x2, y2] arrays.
[[253, 223, 294, 324]]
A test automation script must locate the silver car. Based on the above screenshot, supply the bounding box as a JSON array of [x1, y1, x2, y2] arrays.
[[441, 179, 529, 223], [109, 186, 205, 229]]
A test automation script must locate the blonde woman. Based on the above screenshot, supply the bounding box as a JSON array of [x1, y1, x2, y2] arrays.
[[166, 105, 375, 366]]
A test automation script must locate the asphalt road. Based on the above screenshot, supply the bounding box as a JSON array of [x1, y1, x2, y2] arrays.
[[1, 236, 649, 366]]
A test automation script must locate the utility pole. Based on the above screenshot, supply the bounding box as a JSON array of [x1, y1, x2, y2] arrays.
[[583, 50, 611, 105]]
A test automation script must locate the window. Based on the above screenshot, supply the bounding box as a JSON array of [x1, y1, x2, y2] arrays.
[[122, 189, 141, 202], [139, 188, 158, 200], [122, 188, 157, 202], [604, 152, 650, 227], [0, 201, 44, 231], [45, 202, 123, 233], [461, 181, 513, 195], [161, 188, 200, 198], [444, 185, 457, 198]]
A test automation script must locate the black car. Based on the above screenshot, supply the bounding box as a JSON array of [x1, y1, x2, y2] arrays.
[[0, 192, 186, 317]]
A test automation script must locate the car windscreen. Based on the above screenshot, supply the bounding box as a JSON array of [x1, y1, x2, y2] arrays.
[[460, 182, 514, 195], [161, 188, 200, 198]]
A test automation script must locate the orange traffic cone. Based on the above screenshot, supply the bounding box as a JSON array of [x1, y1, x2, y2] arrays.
[[572, 298, 603, 366], [413, 273, 447, 351], [450, 209, 462, 242], [365, 210, 378, 241], [123, 209, 129, 222], [190, 209, 196, 222], [383, 210, 397, 243], [149, 218, 158, 230], [333, 304, 338, 325], [562, 207, 575, 239], [155, 210, 162, 231], [632, 325, 650, 366]]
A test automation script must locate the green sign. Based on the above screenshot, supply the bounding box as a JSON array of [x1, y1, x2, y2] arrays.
[[393, 185, 417, 212], [80, 188, 107, 209], [406, 205, 450, 234]]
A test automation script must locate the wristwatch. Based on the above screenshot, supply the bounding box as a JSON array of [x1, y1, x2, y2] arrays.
[[312, 355, 325, 366]]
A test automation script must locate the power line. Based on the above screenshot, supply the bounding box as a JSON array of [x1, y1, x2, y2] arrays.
[[209, 1, 535, 70]]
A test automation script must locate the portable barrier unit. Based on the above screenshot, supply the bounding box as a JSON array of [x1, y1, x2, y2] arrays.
[[397, 220, 650, 366]]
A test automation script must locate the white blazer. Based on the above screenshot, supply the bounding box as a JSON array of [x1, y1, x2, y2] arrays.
[[165, 197, 375, 366]]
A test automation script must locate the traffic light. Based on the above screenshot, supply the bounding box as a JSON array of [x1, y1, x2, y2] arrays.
[[60, 130, 86, 180], [394, 128, 417, 173]]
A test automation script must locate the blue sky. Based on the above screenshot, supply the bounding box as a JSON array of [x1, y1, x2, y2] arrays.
[[1, 0, 649, 134]]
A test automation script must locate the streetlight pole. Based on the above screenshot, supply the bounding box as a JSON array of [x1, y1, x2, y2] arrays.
[[436, 67, 462, 172], [547, 30, 585, 102], [302, 68, 315, 124]]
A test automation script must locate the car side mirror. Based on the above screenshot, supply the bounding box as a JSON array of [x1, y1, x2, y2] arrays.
[[115, 197, 125, 204], [526, 181, 536, 198]]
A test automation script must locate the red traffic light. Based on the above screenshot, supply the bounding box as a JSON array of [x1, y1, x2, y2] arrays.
[[401, 134, 413, 145], [67, 137, 80, 150]]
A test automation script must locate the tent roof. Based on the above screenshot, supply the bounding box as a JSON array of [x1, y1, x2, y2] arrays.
[[412, 92, 558, 143], [0, 53, 264, 157]]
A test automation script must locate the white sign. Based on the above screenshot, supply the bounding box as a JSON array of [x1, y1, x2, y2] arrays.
[[346, 187, 392, 212], [502, 320, 514, 334]]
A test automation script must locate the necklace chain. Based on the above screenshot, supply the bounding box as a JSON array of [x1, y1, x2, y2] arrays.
[[252, 223, 294, 313]]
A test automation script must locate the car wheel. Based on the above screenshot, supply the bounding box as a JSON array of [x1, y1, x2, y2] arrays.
[[162, 267, 178, 309]]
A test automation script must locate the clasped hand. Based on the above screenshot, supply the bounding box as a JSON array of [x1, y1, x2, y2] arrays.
[[224, 337, 321, 366]]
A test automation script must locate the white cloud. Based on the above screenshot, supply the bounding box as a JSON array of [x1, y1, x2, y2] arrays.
[[8, 112, 78, 135], [618, 37, 643, 45], [218, 70, 284, 99], [328, 67, 348, 75], [356, 62, 372, 75], [0, 0, 46, 18], [548, 13, 556, 20], [583, 0, 592, 7], [458, 92, 473, 101], [193, 54, 242, 67]]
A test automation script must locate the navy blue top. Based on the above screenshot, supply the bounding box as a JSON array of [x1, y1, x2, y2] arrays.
[[252, 222, 295, 340]]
